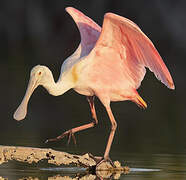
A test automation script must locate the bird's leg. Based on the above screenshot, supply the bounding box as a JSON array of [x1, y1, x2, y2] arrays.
[[45, 96, 98, 145], [88, 103, 117, 167], [87, 96, 98, 123], [92, 105, 117, 167], [104, 105, 117, 159]]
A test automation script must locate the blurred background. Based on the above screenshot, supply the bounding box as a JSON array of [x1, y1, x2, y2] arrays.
[[1, 0, 185, 158]]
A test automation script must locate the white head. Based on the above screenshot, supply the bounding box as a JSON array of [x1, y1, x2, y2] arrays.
[[13, 65, 53, 121]]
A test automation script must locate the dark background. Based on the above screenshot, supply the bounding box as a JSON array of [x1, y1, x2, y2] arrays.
[[1, 0, 185, 158]]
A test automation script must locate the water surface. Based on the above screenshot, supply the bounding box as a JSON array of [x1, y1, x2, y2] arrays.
[[1, 153, 186, 179]]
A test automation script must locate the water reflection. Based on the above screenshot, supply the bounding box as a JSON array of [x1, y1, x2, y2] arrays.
[[0, 165, 129, 180], [1, 153, 186, 179], [0, 168, 126, 179]]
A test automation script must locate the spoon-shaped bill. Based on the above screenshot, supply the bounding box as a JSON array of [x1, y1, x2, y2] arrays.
[[13, 78, 38, 121]]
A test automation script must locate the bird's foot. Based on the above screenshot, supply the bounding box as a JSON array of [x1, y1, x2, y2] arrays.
[[98, 157, 115, 167], [45, 129, 77, 145], [88, 153, 115, 169]]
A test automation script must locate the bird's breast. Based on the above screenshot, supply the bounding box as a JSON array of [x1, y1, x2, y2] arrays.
[[71, 65, 79, 83]]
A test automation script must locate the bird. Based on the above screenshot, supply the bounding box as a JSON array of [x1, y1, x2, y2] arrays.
[[13, 7, 175, 164]]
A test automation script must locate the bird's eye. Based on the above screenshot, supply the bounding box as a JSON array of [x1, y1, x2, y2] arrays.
[[38, 71, 42, 75]]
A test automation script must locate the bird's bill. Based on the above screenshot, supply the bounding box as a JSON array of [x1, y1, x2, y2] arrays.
[[13, 77, 38, 121]]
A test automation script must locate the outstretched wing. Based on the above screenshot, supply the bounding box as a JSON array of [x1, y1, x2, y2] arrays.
[[91, 12, 175, 89], [61, 7, 101, 75], [66, 7, 101, 57]]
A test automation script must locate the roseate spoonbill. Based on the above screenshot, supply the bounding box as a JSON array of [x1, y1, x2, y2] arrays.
[[13, 7, 175, 163]]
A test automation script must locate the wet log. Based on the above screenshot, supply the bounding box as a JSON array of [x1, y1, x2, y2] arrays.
[[0, 145, 129, 178], [0, 145, 95, 167]]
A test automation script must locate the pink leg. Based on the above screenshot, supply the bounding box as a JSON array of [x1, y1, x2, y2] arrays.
[[104, 105, 117, 159], [45, 96, 98, 144], [88, 104, 117, 165]]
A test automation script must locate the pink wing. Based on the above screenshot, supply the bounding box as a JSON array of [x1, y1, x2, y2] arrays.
[[92, 13, 175, 89], [66, 7, 101, 57]]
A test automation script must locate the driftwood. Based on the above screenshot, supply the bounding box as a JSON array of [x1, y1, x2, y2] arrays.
[[0, 145, 95, 167], [0, 145, 129, 179]]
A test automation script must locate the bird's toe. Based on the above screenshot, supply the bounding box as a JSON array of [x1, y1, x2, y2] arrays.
[[88, 153, 115, 172]]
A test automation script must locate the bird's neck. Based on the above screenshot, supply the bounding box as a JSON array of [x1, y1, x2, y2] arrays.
[[42, 71, 73, 96]]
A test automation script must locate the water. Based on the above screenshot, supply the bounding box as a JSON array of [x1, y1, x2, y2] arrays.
[[1, 152, 186, 179], [119, 153, 186, 179]]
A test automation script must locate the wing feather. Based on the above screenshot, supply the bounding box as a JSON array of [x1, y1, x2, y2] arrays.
[[66, 7, 101, 57], [61, 7, 101, 75], [93, 12, 175, 89]]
